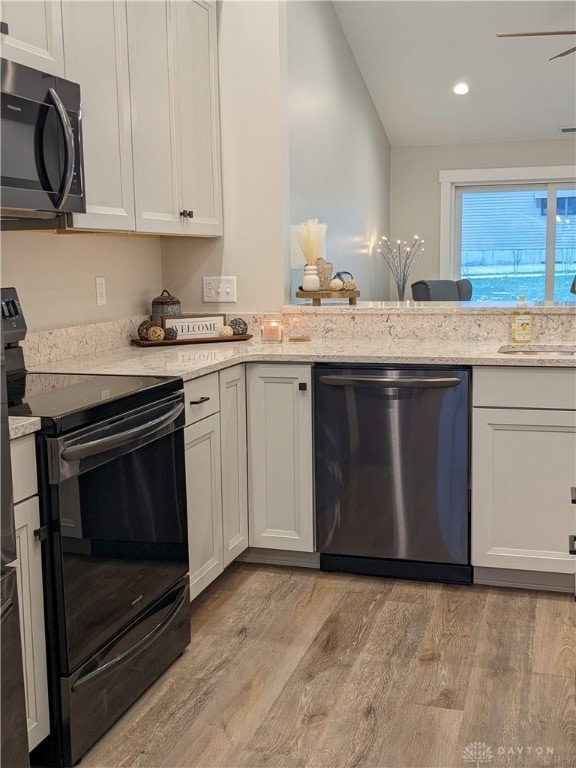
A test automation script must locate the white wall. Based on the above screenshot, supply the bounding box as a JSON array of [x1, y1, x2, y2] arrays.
[[391, 138, 576, 285], [286, 1, 390, 301], [161, 1, 290, 313], [0, 232, 161, 331]]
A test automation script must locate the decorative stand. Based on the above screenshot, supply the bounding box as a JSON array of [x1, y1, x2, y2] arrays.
[[295, 290, 360, 307]]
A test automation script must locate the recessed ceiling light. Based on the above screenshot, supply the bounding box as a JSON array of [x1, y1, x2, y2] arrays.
[[453, 82, 469, 95]]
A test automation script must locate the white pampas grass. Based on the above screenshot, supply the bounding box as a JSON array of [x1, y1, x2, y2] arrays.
[[297, 219, 327, 266]]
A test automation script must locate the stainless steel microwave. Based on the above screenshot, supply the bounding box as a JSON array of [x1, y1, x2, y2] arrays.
[[1, 58, 86, 225]]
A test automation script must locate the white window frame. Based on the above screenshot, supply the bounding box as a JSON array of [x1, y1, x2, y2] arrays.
[[439, 165, 576, 301]]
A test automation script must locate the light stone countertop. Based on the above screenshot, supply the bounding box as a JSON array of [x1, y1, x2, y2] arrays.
[[9, 415, 42, 440], [27, 337, 576, 382], [12, 338, 575, 439]]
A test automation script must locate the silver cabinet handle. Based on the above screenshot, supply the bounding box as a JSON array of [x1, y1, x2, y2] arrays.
[[571, 487, 576, 504], [319, 375, 461, 389], [48, 87, 75, 211]]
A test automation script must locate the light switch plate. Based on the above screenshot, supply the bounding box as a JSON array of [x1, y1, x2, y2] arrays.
[[202, 276, 237, 303], [95, 276, 107, 306]]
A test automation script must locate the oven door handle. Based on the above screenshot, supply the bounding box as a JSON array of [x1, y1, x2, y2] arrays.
[[0, 598, 14, 622], [48, 87, 75, 211], [61, 402, 184, 462], [71, 583, 188, 691], [319, 375, 461, 389]]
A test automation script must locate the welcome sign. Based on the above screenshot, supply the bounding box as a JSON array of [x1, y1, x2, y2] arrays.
[[162, 314, 225, 339]]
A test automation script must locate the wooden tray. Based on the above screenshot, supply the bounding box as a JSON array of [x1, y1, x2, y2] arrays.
[[295, 290, 360, 306], [132, 334, 252, 347]]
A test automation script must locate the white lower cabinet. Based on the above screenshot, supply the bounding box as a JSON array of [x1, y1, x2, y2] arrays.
[[246, 364, 314, 552], [472, 367, 576, 575], [10, 434, 50, 752], [185, 413, 223, 601], [184, 367, 248, 601], [219, 365, 248, 566]]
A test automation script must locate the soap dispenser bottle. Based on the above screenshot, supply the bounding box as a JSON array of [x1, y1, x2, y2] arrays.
[[510, 295, 533, 343]]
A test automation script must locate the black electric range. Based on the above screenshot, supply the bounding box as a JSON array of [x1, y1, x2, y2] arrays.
[[2, 288, 190, 767], [8, 370, 184, 433]]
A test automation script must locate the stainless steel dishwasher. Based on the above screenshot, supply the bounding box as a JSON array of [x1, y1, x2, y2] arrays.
[[314, 364, 471, 584]]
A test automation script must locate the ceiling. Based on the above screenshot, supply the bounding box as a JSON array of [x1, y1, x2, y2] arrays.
[[333, 1, 576, 146]]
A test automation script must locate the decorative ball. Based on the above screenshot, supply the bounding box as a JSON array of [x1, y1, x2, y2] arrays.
[[330, 278, 344, 291], [147, 325, 165, 342], [343, 279, 357, 291], [164, 326, 178, 340], [219, 326, 234, 337], [138, 320, 155, 340], [228, 317, 248, 336]]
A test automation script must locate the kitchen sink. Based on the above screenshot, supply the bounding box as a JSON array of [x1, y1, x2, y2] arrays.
[[497, 344, 576, 357]]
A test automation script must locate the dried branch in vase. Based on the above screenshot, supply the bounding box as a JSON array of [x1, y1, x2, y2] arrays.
[[378, 235, 424, 300]]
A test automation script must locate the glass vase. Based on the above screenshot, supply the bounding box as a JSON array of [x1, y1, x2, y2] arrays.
[[395, 279, 407, 301]]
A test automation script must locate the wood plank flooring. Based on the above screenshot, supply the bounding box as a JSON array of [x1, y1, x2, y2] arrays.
[[82, 564, 576, 768]]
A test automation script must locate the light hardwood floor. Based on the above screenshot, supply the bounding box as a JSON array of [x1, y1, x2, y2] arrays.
[[82, 564, 576, 768]]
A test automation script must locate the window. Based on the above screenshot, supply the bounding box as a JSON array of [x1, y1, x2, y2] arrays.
[[440, 167, 576, 302]]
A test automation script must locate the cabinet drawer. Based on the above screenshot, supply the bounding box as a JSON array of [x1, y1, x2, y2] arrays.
[[11, 434, 38, 504], [184, 373, 220, 424], [473, 366, 576, 410]]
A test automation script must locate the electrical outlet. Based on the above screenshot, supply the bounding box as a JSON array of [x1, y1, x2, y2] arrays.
[[202, 276, 237, 303], [95, 276, 107, 306]]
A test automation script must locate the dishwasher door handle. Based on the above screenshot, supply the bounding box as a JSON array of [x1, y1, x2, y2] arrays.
[[319, 375, 462, 389]]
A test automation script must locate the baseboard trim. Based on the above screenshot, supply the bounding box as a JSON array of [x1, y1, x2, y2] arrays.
[[474, 566, 574, 593], [237, 548, 320, 569]]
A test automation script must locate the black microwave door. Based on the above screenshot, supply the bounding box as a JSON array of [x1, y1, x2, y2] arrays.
[[1, 91, 61, 211]]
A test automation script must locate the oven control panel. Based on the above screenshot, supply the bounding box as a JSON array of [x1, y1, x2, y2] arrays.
[[1, 287, 26, 345]]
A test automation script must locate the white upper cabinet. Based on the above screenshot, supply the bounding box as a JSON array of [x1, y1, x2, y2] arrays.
[[62, 1, 135, 231], [0, 0, 65, 76], [127, 0, 222, 236], [3, 0, 223, 236], [175, 0, 222, 235]]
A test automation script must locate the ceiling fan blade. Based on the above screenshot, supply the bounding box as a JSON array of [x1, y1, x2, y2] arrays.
[[549, 45, 576, 60], [497, 31, 576, 37]]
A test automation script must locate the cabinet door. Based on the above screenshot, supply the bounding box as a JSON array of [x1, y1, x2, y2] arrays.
[[185, 413, 223, 600], [12, 497, 50, 751], [176, 0, 223, 236], [62, 1, 135, 231], [472, 407, 576, 574], [247, 364, 314, 552], [126, 0, 222, 236], [219, 365, 248, 566], [0, 0, 65, 75], [127, 0, 183, 235]]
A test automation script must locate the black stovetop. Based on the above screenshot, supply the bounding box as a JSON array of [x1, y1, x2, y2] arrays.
[[8, 371, 183, 434]]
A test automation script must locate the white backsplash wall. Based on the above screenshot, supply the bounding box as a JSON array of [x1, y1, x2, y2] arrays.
[[0, 231, 162, 331]]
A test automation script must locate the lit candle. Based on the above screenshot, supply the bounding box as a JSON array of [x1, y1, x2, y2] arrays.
[[261, 320, 283, 342]]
